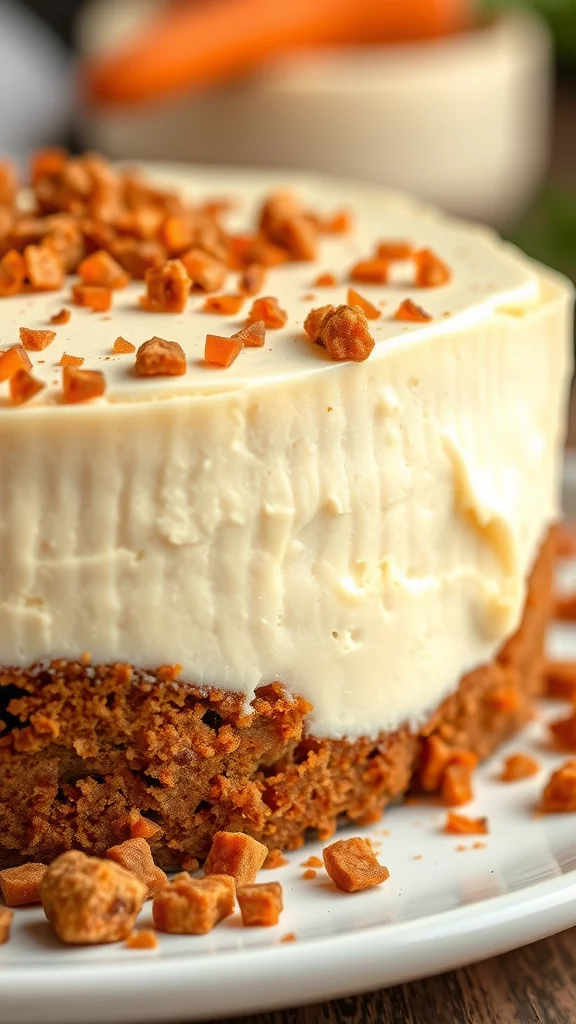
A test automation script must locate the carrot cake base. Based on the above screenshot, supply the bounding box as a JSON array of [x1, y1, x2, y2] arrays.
[[0, 529, 556, 869]]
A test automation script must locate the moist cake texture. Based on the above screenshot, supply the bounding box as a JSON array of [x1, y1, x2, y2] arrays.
[[0, 156, 572, 866]]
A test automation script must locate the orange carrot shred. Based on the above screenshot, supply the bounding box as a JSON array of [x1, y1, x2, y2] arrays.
[[347, 287, 381, 320], [205, 334, 243, 368]]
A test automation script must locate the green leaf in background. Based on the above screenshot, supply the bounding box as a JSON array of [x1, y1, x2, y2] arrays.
[[506, 186, 576, 283], [482, 0, 576, 65]]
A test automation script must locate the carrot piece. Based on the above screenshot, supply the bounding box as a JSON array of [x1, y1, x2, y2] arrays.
[[444, 812, 488, 835], [181, 249, 227, 293], [544, 660, 576, 701], [349, 258, 390, 284], [204, 335, 243, 368], [19, 327, 56, 351], [159, 215, 193, 255], [314, 272, 337, 287], [202, 294, 244, 315], [9, 369, 45, 405], [50, 307, 71, 325], [238, 264, 266, 296], [31, 147, 67, 183], [501, 753, 540, 782], [72, 284, 113, 312], [555, 594, 576, 622], [441, 763, 474, 807], [24, 244, 64, 291], [0, 344, 32, 381], [414, 247, 452, 287], [320, 210, 352, 235], [62, 367, 106, 404], [242, 238, 289, 269], [58, 354, 84, 368], [550, 711, 576, 751], [113, 336, 136, 355], [232, 321, 266, 348], [78, 250, 130, 290], [0, 250, 25, 296], [247, 296, 287, 329], [376, 241, 413, 259], [140, 259, 190, 313], [392, 298, 432, 322], [347, 287, 381, 320]]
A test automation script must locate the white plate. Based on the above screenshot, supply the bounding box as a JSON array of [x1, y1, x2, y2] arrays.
[[4, 466, 576, 1024]]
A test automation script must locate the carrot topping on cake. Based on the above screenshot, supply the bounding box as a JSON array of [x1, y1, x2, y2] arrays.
[[321, 210, 352, 235], [501, 753, 540, 782], [322, 837, 389, 893], [19, 327, 56, 351], [232, 320, 266, 348], [263, 849, 289, 870], [544, 660, 576, 700], [113, 336, 136, 355], [277, 215, 318, 262], [106, 837, 167, 899], [180, 248, 227, 293], [441, 763, 474, 807], [72, 283, 112, 312], [204, 831, 268, 886], [414, 247, 452, 287], [314, 272, 337, 287], [237, 882, 283, 926], [135, 337, 187, 376], [347, 287, 381, 320], [110, 238, 166, 280], [300, 855, 323, 868], [78, 250, 130, 290], [0, 159, 17, 206], [140, 259, 190, 313], [554, 522, 576, 558], [62, 366, 106, 404], [204, 335, 243, 369], [153, 873, 235, 935], [549, 711, 576, 751], [126, 929, 158, 950], [159, 215, 193, 256], [541, 760, 576, 813], [350, 258, 390, 284], [202, 293, 245, 315], [305, 304, 375, 362], [238, 263, 266, 296], [302, 869, 317, 880], [10, 369, 45, 405], [58, 354, 84, 368], [419, 735, 478, 792], [444, 812, 488, 835], [30, 146, 67, 183], [23, 243, 64, 290], [242, 237, 289, 269], [0, 907, 13, 944], [0, 863, 46, 906], [126, 810, 163, 841], [393, 298, 432, 322], [0, 343, 32, 381], [376, 241, 414, 260], [50, 306, 71, 325], [247, 296, 287, 329], [41, 851, 147, 945], [0, 249, 25, 295]]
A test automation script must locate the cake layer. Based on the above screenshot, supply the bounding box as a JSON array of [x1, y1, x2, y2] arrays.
[[0, 527, 556, 869], [0, 167, 572, 738]]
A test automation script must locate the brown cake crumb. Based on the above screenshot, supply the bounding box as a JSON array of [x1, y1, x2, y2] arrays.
[[127, 810, 163, 841], [263, 849, 289, 870], [237, 881, 283, 926], [232, 320, 266, 348], [0, 862, 46, 906], [247, 296, 287, 329], [311, 304, 375, 362], [303, 304, 334, 342], [347, 287, 381, 320], [78, 250, 129, 290], [302, 869, 316, 880], [349, 258, 389, 284], [126, 929, 158, 949], [9, 369, 45, 405], [205, 831, 268, 886], [19, 327, 56, 351], [392, 298, 432, 323], [0, 907, 13, 944], [140, 259, 190, 313], [419, 735, 477, 792], [62, 366, 105, 404], [202, 294, 244, 315], [135, 337, 186, 377], [441, 763, 474, 807], [50, 307, 71, 325], [113, 336, 136, 355], [444, 812, 488, 835], [58, 354, 84, 368], [414, 248, 452, 287], [239, 263, 266, 296], [322, 837, 389, 893], [181, 249, 227, 293], [501, 753, 540, 782], [152, 873, 235, 934], [541, 760, 576, 813], [72, 284, 112, 312], [550, 711, 576, 751], [107, 838, 167, 899], [41, 850, 146, 945], [544, 660, 576, 699], [0, 343, 32, 381], [182, 856, 200, 873], [300, 855, 323, 868]]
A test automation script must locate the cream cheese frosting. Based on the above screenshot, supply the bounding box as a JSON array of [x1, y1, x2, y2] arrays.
[[0, 166, 572, 739]]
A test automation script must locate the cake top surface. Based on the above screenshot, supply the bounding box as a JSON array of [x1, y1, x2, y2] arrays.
[[0, 160, 540, 408]]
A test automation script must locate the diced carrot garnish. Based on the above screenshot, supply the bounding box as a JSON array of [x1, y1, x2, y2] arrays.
[[247, 296, 287, 329], [444, 812, 488, 835], [0, 344, 32, 381], [72, 284, 112, 312], [376, 241, 413, 259], [232, 321, 266, 348], [9, 368, 45, 405], [0, 250, 25, 296], [243, 238, 289, 269], [159, 215, 193, 255], [77, 250, 129, 290], [227, 234, 257, 270], [135, 337, 187, 376], [541, 760, 576, 813], [181, 249, 227, 293], [140, 259, 190, 313], [350, 258, 389, 284], [414, 247, 452, 287], [314, 272, 337, 287], [441, 763, 474, 807], [501, 753, 540, 782], [50, 307, 71, 325], [58, 354, 84, 368], [203, 294, 244, 315], [62, 367, 106, 403], [19, 327, 56, 351], [113, 336, 136, 355], [392, 298, 432, 322], [204, 334, 243, 368], [24, 244, 64, 291], [347, 287, 381, 320], [238, 263, 266, 296]]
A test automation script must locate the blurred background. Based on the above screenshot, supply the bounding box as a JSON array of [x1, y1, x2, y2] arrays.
[[3, 0, 576, 286]]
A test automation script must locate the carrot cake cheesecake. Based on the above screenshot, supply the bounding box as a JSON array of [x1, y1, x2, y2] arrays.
[[0, 152, 572, 868]]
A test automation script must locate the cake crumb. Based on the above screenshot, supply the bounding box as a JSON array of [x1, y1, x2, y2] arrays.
[[541, 759, 576, 813], [58, 353, 84, 368], [0, 863, 46, 906], [501, 753, 540, 782], [50, 307, 71, 325], [204, 831, 267, 886], [140, 259, 190, 313], [322, 837, 389, 893], [135, 337, 186, 377], [263, 849, 289, 870], [302, 869, 316, 880], [300, 856, 323, 868], [237, 881, 283, 926], [182, 856, 200, 873], [412, 854, 423, 860], [441, 763, 474, 807], [106, 837, 167, 899], [126, 929, 158, 950], [305, 304, 375, 362], [0, 907, 13, 944], [392, 298, 432, 323], [247, 296, 287, 329], [472, 841, 487, 850], [153, 873, 235, 935], [444, 812, 488, 835], [280, 932, 296, 943]]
